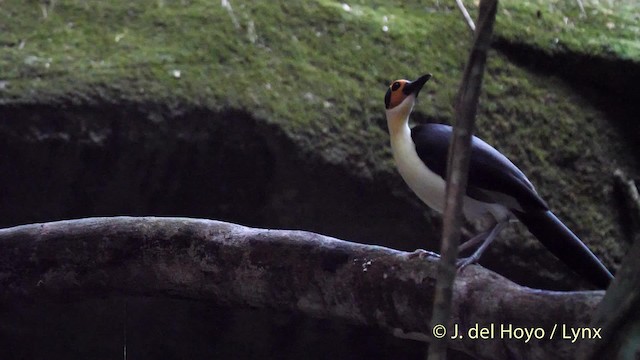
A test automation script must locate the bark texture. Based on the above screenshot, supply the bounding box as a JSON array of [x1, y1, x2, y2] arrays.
[[0, 217, 603, 360]]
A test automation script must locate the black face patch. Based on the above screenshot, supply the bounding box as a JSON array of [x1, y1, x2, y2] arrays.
[[391, 82, 401, 91], [402, 80, 414, 95], [384, 88, 392, 109]]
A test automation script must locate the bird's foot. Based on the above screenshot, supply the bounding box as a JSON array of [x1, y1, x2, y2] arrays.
[[455, 256, 478, 272], [407, 249, 440, 260]]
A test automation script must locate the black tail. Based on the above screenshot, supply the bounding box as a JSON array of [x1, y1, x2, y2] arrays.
[[513, 210, 613, 289]]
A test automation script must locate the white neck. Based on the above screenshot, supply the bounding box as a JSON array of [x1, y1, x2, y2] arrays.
[[385, 101, 447, 214], [385, 96, 414, 139]]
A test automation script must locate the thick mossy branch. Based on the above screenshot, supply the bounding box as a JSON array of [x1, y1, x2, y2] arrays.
[[0, 217, 602, 360]]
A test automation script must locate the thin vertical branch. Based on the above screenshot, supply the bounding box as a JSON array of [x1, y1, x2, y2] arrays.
[[576, 0, 587, 18], [577, 235, 640, 360], [427, 0, 498, 359], [577, 171, 640, 359]]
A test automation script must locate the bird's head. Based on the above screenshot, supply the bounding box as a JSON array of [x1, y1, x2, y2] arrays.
[[384, 74, 431, 130]]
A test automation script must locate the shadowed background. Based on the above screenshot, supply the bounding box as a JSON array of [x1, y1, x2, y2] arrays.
[[1, 0, 638, 359]]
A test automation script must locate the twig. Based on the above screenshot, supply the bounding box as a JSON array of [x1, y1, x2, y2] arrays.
[[576, 0, 587, 18], [613, 169, 640, 230], [0, 217, 603, 360], [455, 0, 476, 32], [428, 0, 498, 359], [577, 177, 640, 360]]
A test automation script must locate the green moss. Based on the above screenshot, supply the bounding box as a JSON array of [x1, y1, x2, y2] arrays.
[[0, 0, 637, 265], [497, 0, 640, 60], [0, 0, 464, 171]]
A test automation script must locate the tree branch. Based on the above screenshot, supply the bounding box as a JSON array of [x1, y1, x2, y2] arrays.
[[613, 169, 640, 234], [578, 170, 640, 359], [0, 217, 602, 360], [578, 233, 640, 359], [429, 0, 498, 358]]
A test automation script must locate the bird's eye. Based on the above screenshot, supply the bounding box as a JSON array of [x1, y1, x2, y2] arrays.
[[391, 82, 401, 91]]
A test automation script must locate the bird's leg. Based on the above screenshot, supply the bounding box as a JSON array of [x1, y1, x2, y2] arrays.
[[456, 220, 509, 271], [407, 249, 440, 259], [409, 228, 491, 260], [458, 229, 491, 252]]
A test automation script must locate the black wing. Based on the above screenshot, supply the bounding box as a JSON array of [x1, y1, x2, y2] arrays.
[[411, 123, 548, 212]]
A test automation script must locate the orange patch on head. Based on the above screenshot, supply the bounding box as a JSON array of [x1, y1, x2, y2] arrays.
[[385, 79, 409, 109]]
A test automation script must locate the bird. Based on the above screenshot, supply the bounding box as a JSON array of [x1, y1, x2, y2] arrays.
[[384, 73, 614, 289]]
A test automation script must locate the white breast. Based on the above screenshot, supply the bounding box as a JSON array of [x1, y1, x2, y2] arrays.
[[390, 124, 509, 222], [390, 125, 447, 213]]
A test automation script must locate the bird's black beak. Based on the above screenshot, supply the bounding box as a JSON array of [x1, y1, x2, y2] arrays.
[[402, 74, 432, 97]]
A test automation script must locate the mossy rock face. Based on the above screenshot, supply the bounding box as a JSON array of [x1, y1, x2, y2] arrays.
[[1, 0, 639, 290]]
